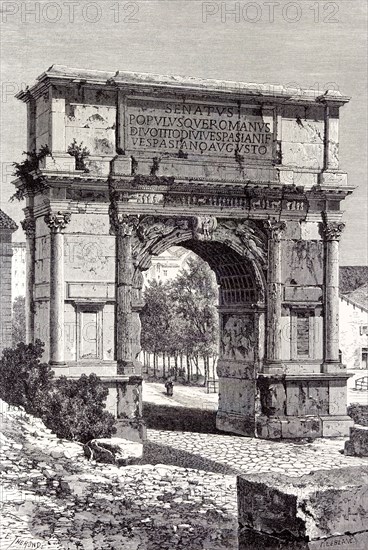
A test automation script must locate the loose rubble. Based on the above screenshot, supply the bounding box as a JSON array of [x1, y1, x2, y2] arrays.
[[0, 400, 237, 549]]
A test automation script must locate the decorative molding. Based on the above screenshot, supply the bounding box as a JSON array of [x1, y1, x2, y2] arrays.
[[44, 211, 71, 232], [117, 214, 140, 237]]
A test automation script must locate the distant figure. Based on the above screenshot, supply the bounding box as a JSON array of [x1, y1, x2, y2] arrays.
[[164, 377, 174, 397]]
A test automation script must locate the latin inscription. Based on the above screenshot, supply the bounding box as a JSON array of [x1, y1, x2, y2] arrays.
[[126, 99, 274, 159]]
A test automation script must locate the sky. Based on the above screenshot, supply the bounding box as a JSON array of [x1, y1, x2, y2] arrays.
[[0, 0, 367, 265]]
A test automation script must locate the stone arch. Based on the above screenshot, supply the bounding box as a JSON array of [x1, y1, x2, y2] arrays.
[[130, 215, 267, 436]]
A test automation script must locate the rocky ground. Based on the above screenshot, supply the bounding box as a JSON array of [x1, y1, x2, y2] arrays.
[[0, 399, 237, 550], [2, 392, 368, 550]]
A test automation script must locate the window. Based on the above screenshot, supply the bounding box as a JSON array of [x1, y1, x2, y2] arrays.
[[362, 348, 368, 370]]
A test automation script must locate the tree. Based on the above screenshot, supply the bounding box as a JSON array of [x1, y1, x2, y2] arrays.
[[12, 296, 26, 346], [140, 280, 174, 376], [170, 257, 219, 383]]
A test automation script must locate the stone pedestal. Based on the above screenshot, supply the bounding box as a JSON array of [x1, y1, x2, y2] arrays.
[[256, 373, 354, 439]]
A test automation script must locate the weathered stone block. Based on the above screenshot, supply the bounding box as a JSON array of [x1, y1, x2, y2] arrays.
[[238, 466, 368, 543], [280, 416, 322, 439], [216, 411, 255, 437], [320, 415, 354, 437], [255, 415, 282, 439], [345, 425, 368, 457]]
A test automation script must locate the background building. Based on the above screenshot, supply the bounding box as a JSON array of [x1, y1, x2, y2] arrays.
[[340, 283, 368, 371], [12, 242, 26, 301], [143, 247, 193, 287], [0, 209, 17, 354]]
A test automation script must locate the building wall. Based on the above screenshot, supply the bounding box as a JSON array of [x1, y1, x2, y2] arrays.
[[0, 232, 14, 353], [339, 297, 368, 369], [143, 246, 193, 287], [12, 242, 26, 301]]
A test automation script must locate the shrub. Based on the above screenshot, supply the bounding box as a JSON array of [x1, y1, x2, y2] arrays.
[[0, 341, 116, 443], [12, 296, 26, 346], [348, 404, 368, 427], [44, 374, 116, 443], [0, 340, 53, 417]]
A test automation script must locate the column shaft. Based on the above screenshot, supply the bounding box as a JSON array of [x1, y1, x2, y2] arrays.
[[264, 221, 286, 369], [116, 229, 133, 371], [45, 212, 70, 365], [322, 218, 344, 371], [21, 217, 36, 343]]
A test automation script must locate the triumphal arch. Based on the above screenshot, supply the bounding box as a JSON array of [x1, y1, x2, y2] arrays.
[[16, 66, 354, 441]]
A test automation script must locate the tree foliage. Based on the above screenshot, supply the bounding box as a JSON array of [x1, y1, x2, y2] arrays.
[[11, 146, 52, 201], [171, 257, 219, 358], [0, 340, 116, 443], [141, 255, 219, 380]]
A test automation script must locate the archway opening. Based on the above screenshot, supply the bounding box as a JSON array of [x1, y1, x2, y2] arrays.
[[139, 237, 263, 436]]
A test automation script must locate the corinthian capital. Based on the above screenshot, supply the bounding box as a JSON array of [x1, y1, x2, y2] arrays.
[[21, 218, 36, 238], [263, 219, 286, 241], [44, 211, 71, 233], [321, 214, 345, 241], [117, 215, 140, 237]]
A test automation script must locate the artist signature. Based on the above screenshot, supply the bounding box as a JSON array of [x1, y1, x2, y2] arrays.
[[2, 533, 44, 549]]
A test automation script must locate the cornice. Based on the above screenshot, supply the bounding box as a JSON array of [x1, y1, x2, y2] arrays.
[[16, 65, 351, 107]]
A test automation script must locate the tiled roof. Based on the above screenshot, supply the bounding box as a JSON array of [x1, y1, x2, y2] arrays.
[[339, 266, 368, 294], [342, 283, 368, 312], [0, 209, 18, 231]]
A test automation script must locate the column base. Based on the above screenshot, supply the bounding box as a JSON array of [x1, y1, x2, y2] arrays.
[[262, 361, 285, 374], [322, 361, 347, 373], [117, 360, 142, 376], [255, 414, 354, 440], [216, 411, 255, 437]]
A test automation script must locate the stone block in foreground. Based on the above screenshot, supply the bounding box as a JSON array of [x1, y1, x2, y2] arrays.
[[345, 425, 368, 457], [237, 466, 368, 546]]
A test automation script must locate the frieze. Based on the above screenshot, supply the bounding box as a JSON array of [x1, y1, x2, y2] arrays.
[[164, 192, 306, 213], [66, 188, 109, 202]]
